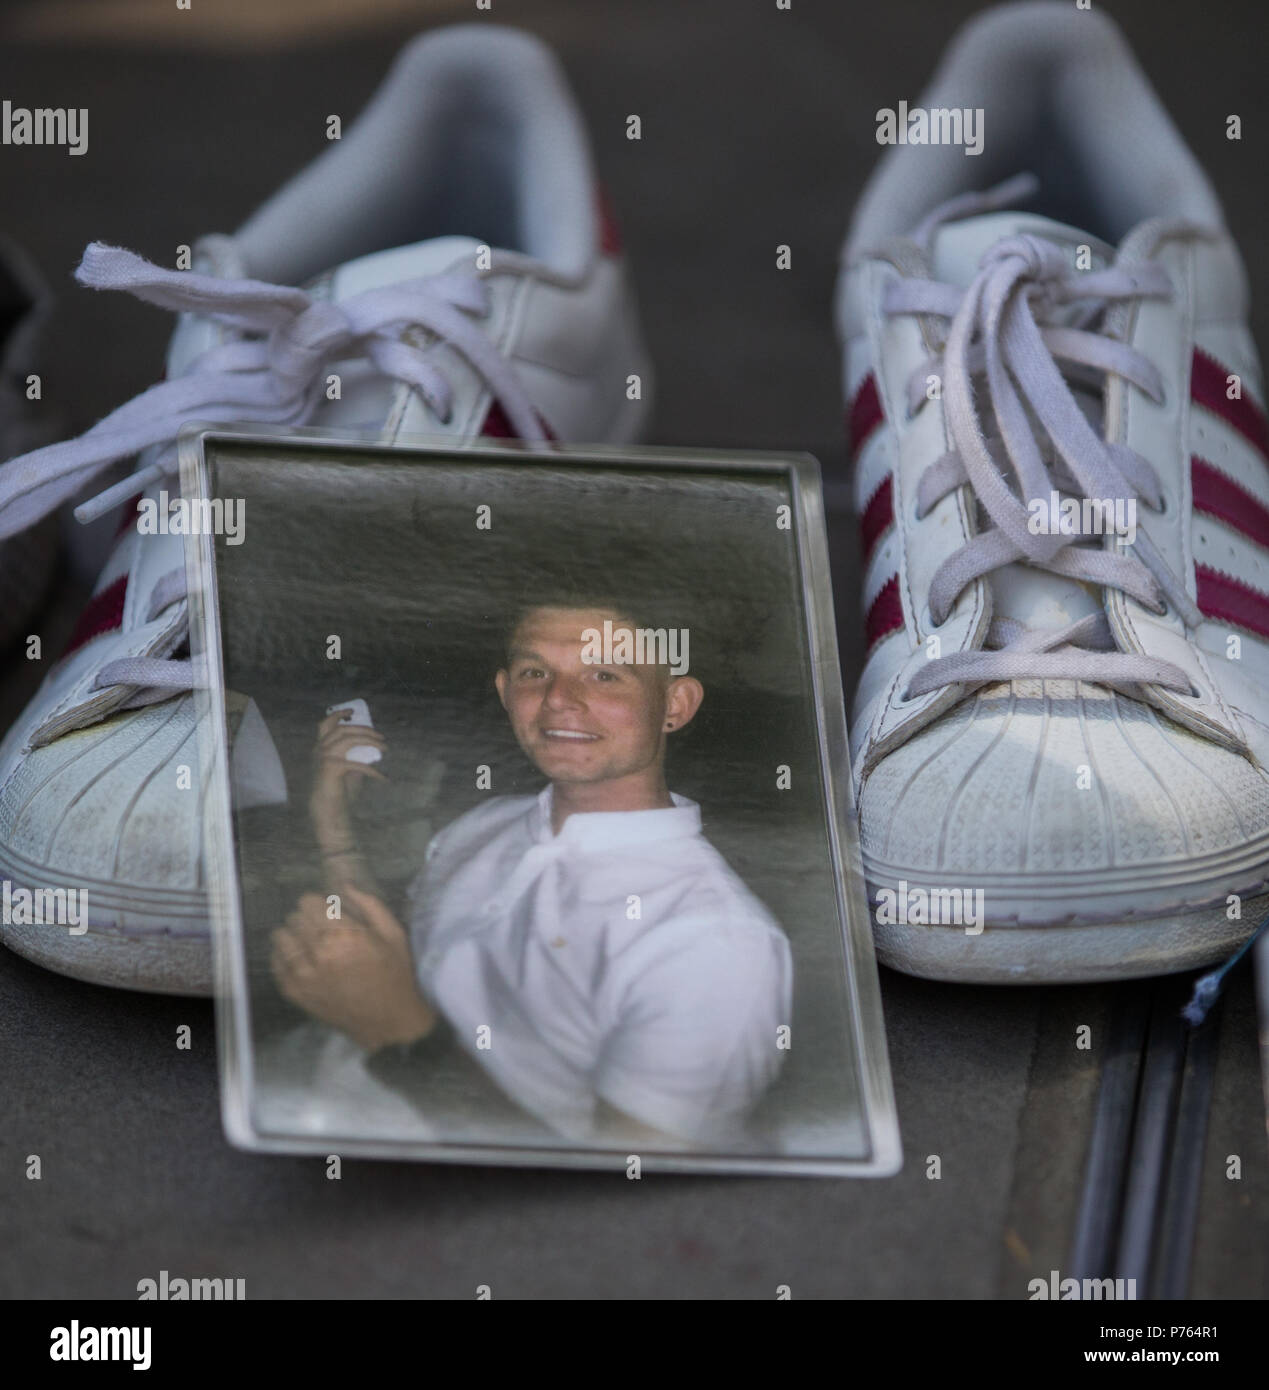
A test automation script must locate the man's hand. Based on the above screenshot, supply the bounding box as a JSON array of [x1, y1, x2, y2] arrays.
[[310, 710, 388, 843], [271, 886, 437, 1053]]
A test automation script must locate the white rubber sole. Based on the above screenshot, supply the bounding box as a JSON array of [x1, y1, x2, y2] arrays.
[[862, 847, 1269, 927], [0, 856, 211, 995], [871, 887, 1267, 984], [0, 915, 213, 995]]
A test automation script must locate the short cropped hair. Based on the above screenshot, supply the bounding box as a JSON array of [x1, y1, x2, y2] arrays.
[[501, 594, 678, 664]]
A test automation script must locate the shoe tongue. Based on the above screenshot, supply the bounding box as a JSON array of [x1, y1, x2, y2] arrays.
[[300, 236, 489, 432], [927, 210, 1118, 637], [929, 210, 1115, 287], [308, 235, 486, 301]]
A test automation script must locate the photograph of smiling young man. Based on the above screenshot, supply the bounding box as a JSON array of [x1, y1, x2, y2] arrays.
[[273, 599, 794, 1148]]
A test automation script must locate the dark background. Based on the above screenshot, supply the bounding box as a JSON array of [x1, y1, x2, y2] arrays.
[[0, 0, 1265, 1297]]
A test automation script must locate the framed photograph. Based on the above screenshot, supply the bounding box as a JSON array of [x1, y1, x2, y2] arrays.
[[180, 426, 900, 1176]]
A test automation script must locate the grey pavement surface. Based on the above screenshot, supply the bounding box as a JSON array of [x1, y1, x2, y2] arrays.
[[0, 0, 1266, 1298]]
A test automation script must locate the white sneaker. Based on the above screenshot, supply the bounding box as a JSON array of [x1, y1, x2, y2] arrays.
[[836, 3, 1269, 983], [0, 25, 652, 994]]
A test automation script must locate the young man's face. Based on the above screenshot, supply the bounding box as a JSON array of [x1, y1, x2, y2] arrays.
[[495, 607, 702, 787]]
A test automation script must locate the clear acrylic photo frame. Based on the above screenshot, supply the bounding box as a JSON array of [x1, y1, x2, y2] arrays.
[[178, 422, 901, 1177]]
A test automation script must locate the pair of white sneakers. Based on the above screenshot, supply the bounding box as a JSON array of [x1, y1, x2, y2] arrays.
[[1, 6, 1267, 995]]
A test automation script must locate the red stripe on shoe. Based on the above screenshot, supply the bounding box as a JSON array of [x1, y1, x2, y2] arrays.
[[1192, 456, 1269, 551], [865, 574, 903, 649], [860, 475, 894, 568], [481, 401, 557, 441], [1195, 564, 1269, 640], [848, 373, 883, 461], [1191, 348, 1269, 462], [61, 573, 128, 660], [596, 185, 623, 257]]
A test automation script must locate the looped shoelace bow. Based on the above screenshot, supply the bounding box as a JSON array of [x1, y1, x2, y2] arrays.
[[0, 241, 550, 702], [880, 194, 1203, 702]]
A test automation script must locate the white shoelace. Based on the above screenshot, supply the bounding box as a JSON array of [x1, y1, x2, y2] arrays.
[[0, 241, 548, 703], [880, 184, 1201, 701]]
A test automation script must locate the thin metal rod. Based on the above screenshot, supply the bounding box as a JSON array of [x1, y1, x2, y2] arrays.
[[1115, 979, 1189, 1287], [1068, 982, 1150, 1278], [1151, 1000, 1222, 1298]]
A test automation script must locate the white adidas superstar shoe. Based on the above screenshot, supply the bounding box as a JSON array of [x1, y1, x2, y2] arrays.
[[0, 25, 652, 994], [837, 3, 1269, 983]]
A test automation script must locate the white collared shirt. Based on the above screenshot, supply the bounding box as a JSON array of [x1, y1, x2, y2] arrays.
[[405, 787, 793, 1142]]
